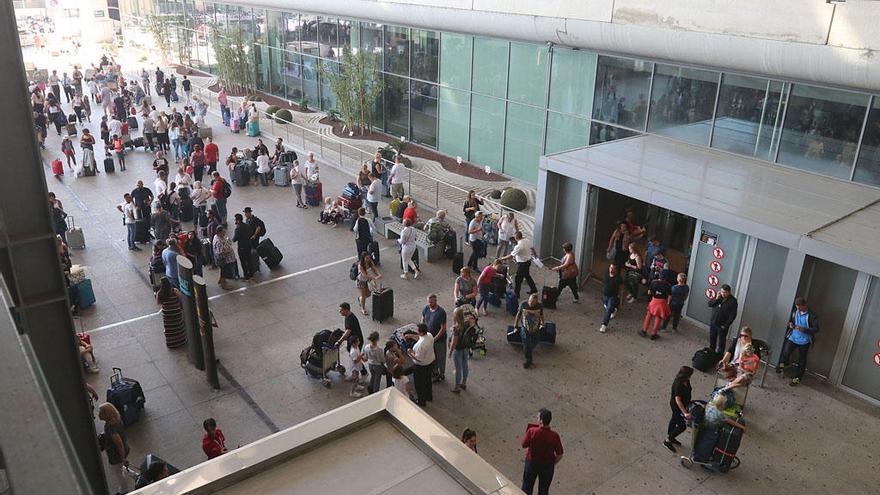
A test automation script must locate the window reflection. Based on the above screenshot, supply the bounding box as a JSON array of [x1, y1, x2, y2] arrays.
[[411, 29, 439, 82], [853, 97, 880, 186], [411, 82, 438, 147], [593, 56, 652, 130], [712, 74, 770, 155], [778, 86, 868, 179], [384, 26, 410, 76], [590, 122, 638, 145], [647, 64, 718, 145]]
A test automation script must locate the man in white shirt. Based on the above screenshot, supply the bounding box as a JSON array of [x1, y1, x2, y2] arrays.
[[305, 152, 319, 181], [154, 171, 169, 205], [365, 172, 380, 219], [108, 116, 122, 139], [407, 323, 435, 407], [496, 211, 519, 259], [389, 155, 406, 199], [500, 231, 538, 298], [466, 211, 485, 271], [256, 149, 271, 186], [115, 193, 141, 251]]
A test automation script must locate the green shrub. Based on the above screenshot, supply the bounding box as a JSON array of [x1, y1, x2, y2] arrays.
[[274, 108, 293, 124], [246, 93, 263, 102], [500, 187, 528, 211], [299, 97, 310, 111], [488, 189, 502, 200], [327, 109, 341, 122], [265, 105, 281, 116]]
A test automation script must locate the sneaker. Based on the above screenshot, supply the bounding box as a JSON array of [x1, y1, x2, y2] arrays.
[[639, 330, 648, 338], [650, 334, 659, 341], [599, 324, 607, 333], [626, 295, 635, 303], [610, 309, 617, 319], [789, 377, 800, 386], [459, 384, 467, 390], [775, 365, 784, 374], [523, 361, 532, 369], [451, 386, 461, 394], [414, 270, 421, 279], [350, 391, 364, 398], [572, 298, 579, 303], [400, 273, 408, 279], [662, 440, 676, 453], [671, 438, 682, 447]]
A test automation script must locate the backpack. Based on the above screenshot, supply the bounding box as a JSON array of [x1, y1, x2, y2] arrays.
[[427, 221, 444, 243], [462, 325, 478, 349], [222, 180, 232, 199], [389, 198, 401, 217], [349, 262, 359, 280]]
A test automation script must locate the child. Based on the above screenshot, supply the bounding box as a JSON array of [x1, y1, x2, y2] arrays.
[[201, 418, 227, 459], [391, 365, 415, 401], [663, 273, 690, 331], [349, 335, 366, 398]]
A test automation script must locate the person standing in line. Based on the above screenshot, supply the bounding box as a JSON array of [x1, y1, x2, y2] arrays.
[[462, 190, 483, 227], [707, 284, 738, 355], [98, 403, 130, 495], [663, 366, 693, 453], [515, 293, 544, 369], [365, 172, 380, 219], [182, 75, 192, 104], [255, 148, 271, 186], [465, 211, 485, 271], [364, 331, 386, 394], [521, 408, 563, 495], [500, 231, 538, 299], [201, 418, 228, 459], [449, 305, 472, 393], [244, 207, 266, 247], [352, 208, 373, 260], [406, 323, 435, 407], [212, 226, 236, 290], [204, 136, 219, 175], [154, 276, 187, 348], [398, 218, 421, 279], [776, 297, 820, 386], [169, 122, 181, 159], [290, 160, 307, 208], [496, 211, 519, 259], [389, 154, 406, 199], [142, 114, 156, 152], [599, 264, 622, 333], [210, 171, 228, 224], [662, 273, 690, 331], [232, 213, 254, 281], [421, 294, 448, 382], [49, 69, 61, 103], [116, 193, 140, 251], [551, 242, 579, 303], [162, 238, 181, 287]]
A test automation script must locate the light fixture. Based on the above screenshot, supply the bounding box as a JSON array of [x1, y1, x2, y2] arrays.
[[827, 0, 845, 4]]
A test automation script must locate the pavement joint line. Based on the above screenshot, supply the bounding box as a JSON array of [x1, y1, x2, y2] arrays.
[[86, 247, 391, 333], [216, 361, 281, 434]]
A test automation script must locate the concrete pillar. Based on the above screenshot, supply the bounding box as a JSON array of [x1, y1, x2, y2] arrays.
[[0, 3, 106, 494]]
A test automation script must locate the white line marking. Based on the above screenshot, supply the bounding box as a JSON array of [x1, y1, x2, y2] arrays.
[[87, 248, 388, 334]]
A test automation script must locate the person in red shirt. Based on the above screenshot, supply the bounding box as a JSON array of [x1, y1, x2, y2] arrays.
[[210, 170, 228, 224], [201, 418, 227, 459], [402, 199, 418, 226], [204, 136, 220, 175], [521, 408, 563, 495]]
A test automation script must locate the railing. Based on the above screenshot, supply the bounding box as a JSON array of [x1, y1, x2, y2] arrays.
[[138, 72, 534, 235]]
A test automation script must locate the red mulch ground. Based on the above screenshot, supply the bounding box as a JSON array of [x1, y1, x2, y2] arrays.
[[318, 116, 508, 182]]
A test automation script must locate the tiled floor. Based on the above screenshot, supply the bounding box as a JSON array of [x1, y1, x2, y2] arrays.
[[44, 94, 880, 495]]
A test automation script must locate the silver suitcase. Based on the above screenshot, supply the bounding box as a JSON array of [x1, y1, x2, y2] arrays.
[[67, 216, 85, 249]]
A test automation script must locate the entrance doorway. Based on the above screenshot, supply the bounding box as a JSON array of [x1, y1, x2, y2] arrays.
[[589, 187, 696, 280]]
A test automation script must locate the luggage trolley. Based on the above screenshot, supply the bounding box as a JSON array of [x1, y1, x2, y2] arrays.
[[301, 329, 346, 388], [680, 370, 749, 473]]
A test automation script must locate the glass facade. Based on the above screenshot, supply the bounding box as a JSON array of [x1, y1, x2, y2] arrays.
[[144, 1, 880, 190]]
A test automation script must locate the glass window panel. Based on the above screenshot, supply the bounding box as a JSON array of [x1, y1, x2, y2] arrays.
[[472, 37, 508, 98], [439, 33, 472, 90], [469, 95, 505, 170], [589, 122, 639, 145], [299, 14, 318, 56], [384, 74, 410, 138], [411, 82, 438, 147], [301, 54, 320, 108], [255, 44, 269, 92], [754, 81, 788, 162], [647, 64, 719, 145], [361, 22, 383, 66], [411, 29, 439, 82], [320, 61, 339, 110], [711, 74, 772, 155], [545, 112, 588, 154], [266, 9, 283, 49], [282, 12, 299, 52], [549, 48, 597, 116], [778, 85, 868, 179], [317, 17, 337, 59], [384, 26, 410, 76], [268, 47, 284, 97], [593, 55, 652, 130], [283, 51, 303, 101], [841, 277, 880, 400], [438, 87, 470, 160], [337, 19, 353, 61], [503, 103, 543, 183], [853, 97, 880, 186], [507, 42, 548, 107]]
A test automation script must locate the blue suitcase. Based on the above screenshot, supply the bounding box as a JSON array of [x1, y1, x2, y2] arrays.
[[76, 279, 96, 309], [247, 121, 260, 137], [505, 290, 518, 316], [506, 325, 522, 344], [106, 367, 145, 426], [541, 321, 557, 344]]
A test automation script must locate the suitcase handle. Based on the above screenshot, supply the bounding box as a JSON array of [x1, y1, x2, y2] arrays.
[[110, 367, 123, 385], [66, 216, 75, 229]]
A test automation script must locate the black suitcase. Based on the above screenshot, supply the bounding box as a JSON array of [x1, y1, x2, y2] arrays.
[[713, 422, 744, 472], [372, 287, 393, 322], [134, 220, 151, 243], [127, 116, 139, 130], [68, 113, 77, 124], [257, 238, 283, 268], [103, 157, 115, 173], [541, 286, 559, 309], [132, 136, 145, 148], [233, 163, 250, 186], [444, 230, 457, 259], [179, 197, 194, 222], [692, 347, 720, 372], [452, 252, 464, 275], [106, 367, 145, 426], [368, 240, 380, 265], [201, 237, 215, 267]]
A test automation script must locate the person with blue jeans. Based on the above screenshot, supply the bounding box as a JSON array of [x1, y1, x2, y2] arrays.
[[599, 264, 622, 333], [663, 273, 690, 330], [515, 294, 544, 369], [210, 171, 228, 224], [449, 306, 472, 393], [116, 193, 141, 251], [777, 297, 820, 386]]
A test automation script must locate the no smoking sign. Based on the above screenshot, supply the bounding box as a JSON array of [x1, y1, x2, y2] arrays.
[[707, 274, 719, 287], [713, 247, 725, 259], [709, 261, 722, 273]]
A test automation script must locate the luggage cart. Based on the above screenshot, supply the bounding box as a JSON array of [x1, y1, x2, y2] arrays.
[[302, 344, 346, 388], [679, 394, 745, 473]]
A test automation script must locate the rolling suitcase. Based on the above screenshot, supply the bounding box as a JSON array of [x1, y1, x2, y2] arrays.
[[201, 238, 215, 267], [443, 230, 457, 259], [52, 159, 64, 176], [368, 240, 380, 265], [372, 287, 394, 322], [230, 118, 240, 133], [505, 290, 518, 316], [82, 162, 96, 176], [256, 238, 283, 269], [247, 120, 260, 137], [540, 321, 557, 344], [274, 165, 290, 186], [452, 237, 464, 274], [179, 197, 194, 222], [68, 114, 77, 124], [233, 163, 250, 186], [134, 219, 151, 243], [541, 286, 559, 309], [506, 325, 522, 344], [127, 115, 138, 130], [713, 421, 744, 472], [103, 157, 115, 173], [66, 217, 85, 249], [106, 367, 145, 426], [66, 123, 77, 136], [304, 182, 322, 207], [75, 279, 96, 309]]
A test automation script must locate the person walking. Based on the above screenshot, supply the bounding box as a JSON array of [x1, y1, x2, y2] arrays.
[[155, 276, 187, 348], [515, 293, 544, 369], [776, 297, 820, 386], [663, 366, 693, 453], [61, 135, 76, 168], [551, 242, 579, 303], [641, 272, 672, 340], [212, 226, 236, 289], [232, 213, 254, 281], [496, 211, 519, 259], [364, 331, 387, 394], [708, 284, 738, 355], [406, 323, 435, 407], [116, 193, 140, 251], [598, 264, 622, 333], [449, 305, 473, 393], [98, 403, 130, 495], [521, 408, 563, 495], [356, 252, 381, 316], [662, 273, 690, 331], [623, 242, 643, 303], [398, 218, 421, 279], [500, 231, 538, 299], [466, 211, 485, 271], [422, 294, 448, 382]]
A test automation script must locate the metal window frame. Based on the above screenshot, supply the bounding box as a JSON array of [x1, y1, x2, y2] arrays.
[[850, 94, 873, 181], [707, 71, 723, 147], [773, 83, 793, 164], [541, 44, 554, 155]]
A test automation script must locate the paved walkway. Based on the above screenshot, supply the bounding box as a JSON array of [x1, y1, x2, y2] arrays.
[[38, 92, 880, 495]]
